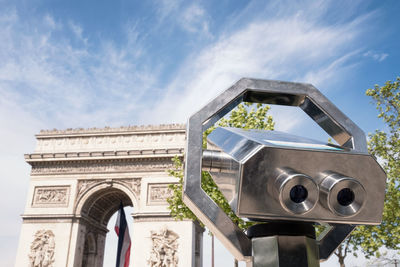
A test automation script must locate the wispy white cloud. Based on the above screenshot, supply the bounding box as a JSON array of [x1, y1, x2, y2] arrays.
[[68, 20, 87, 45], [180, 3, 211, 36], [154, 0, 211, 37], [43, 14, 60, 30], [156, 0, 182, 21], [0, 11, 159, 129], [142, 11, 372, 129], [302, 50, 360, 88], [363, 50, 388, 62]]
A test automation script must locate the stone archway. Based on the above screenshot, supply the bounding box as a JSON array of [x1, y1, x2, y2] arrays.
[[75, 184, 135, 267], [15, 124, 203, 267]]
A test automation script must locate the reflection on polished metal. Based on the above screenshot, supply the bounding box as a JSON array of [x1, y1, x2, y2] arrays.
[[319, 172, 366, 217], [252, 236, 319, 267], [183, 78, 387, 265]]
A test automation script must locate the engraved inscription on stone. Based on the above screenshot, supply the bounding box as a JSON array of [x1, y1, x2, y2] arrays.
[[147, 184, 173, 205], [148, 227, 179, 267], [29, 229, 55, 267], [32, 186, 70, 207]]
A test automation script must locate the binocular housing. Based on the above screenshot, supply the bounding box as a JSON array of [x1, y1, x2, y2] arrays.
[[203, 127, 386, 225], [183, 78, 388, 262]]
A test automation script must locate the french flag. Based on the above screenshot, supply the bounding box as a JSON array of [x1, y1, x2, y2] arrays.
[[115, 203, 131, 267]]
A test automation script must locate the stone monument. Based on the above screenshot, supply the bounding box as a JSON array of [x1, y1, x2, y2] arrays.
[[15, 124, 203, 267]]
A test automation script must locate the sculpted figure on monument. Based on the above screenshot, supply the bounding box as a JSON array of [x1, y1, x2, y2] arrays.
[[28, 230, 55, 267], [148, 227, 179, 267], [148, 184, 173, 204], [131, 178, 141, 197]]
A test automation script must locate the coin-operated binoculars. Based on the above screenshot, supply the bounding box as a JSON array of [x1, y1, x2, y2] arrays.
[[183, 78, 386, 267]]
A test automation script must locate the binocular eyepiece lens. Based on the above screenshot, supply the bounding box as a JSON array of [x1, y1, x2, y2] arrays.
[[290, 185, 308, 203], [337, 188, 355, 206], [275, 168, 318, 214], [320, 172, 365, 216]]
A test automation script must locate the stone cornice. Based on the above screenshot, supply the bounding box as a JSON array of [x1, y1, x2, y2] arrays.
[[37, 123, 186, 138], [25, 148, 184, 163], [22, 214, 76, 219]]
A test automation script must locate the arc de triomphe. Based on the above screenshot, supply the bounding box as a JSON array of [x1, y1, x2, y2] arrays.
[[15, 124, 203, 267]]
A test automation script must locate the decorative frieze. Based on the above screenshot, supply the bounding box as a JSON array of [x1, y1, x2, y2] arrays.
[[147, 184, 173, 205], [29, 229, 55, 267], [38, 124, 185, 135], [30, 158, 175, 175], [148, 227, 179, 267], [35, 134, 185, 151], [32, 186, 70, 207], [34, 124, 186, 154]]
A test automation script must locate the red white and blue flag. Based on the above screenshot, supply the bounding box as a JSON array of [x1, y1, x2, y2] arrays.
[[115, 203, 131, 267]]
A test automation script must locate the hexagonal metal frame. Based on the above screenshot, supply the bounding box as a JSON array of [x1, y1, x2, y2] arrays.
[[183, 78, 367, 262]]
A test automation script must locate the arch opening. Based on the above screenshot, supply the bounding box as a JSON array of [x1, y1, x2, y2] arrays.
[[77, 186, 134, 267], [81, 187, 133, 227]]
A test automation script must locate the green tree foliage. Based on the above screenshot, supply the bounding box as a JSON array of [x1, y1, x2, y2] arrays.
[[167, 103, 274, 230], [335, 77, 400, 266]]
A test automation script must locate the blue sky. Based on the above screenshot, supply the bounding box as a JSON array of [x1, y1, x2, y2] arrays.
[[1, 0, 399, 266]]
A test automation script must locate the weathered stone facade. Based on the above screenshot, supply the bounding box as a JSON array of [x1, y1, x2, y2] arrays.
[[15, 124, 203, 267]]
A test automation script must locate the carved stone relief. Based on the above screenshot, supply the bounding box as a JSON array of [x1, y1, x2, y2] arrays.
[[148, 227, 179, 267], [122, 178, 141, 199], [31, 159, 174, 175], [28, 230, 55, 267], [147, 184, 173, 205], [32, 186, 70, 207], [77, 180, 103, 199]]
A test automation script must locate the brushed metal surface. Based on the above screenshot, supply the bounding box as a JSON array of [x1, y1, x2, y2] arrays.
[[252, 235, 319, 267]]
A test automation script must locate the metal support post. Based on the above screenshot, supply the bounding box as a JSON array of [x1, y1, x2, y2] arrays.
[[247, 223, 319, 267]]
